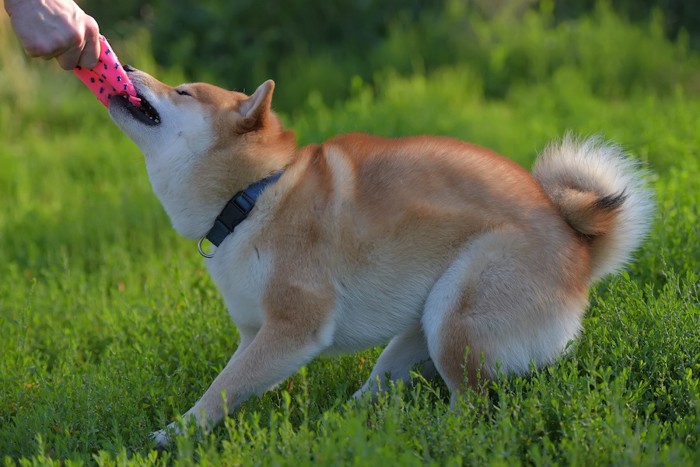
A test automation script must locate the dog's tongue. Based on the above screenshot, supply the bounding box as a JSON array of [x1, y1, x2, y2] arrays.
[[73, 36, 141, 108]]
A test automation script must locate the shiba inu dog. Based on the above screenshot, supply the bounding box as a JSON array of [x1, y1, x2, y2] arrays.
[[109, 67, 653, 446]]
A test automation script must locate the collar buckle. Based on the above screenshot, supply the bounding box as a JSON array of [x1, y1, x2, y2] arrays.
[[197, 237, 215, 258], [197, 170, 283, 258]]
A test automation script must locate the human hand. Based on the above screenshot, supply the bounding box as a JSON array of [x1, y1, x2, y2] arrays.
[[4, 0, 100, 70]]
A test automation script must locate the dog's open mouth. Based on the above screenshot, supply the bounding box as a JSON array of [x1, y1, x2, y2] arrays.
[[121, 92, 161, 126]]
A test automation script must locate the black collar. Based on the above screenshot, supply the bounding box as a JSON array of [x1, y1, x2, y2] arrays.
[[198, 171, 283, 257]]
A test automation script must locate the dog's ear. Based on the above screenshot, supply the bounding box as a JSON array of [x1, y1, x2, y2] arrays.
[[238, 80, 275, 131]]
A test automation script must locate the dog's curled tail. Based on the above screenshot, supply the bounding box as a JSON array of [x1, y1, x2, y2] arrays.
[[533, 135, 654, 282]]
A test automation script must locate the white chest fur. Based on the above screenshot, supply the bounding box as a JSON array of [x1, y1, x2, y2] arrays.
[[205, 220, 273, 332]]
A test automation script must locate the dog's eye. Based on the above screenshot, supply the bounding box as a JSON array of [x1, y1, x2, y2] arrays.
[[176, 88, 191, 96]]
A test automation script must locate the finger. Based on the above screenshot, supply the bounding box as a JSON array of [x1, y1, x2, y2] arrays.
[[37, 29, 82, 67], [77, 16, 101, 69], [56, 44, 84, 70], [25, 37, 72, 60]]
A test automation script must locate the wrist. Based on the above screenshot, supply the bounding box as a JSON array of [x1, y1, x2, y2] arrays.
[[5, 0, 38, 14]]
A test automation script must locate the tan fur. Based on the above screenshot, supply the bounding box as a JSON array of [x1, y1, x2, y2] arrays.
[[108, 71, 653, 447]]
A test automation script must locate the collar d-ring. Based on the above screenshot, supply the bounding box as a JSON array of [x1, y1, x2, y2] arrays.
[[197, 237, 215, 258]]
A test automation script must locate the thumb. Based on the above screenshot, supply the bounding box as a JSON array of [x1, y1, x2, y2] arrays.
[[77, 16, 101, 69]]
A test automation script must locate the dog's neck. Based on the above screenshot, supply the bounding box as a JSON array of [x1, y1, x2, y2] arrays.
[[198, 170, 284, 257], [146, 115, 297, 241]]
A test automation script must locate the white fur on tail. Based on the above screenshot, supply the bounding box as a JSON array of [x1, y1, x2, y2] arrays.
[[533, 135, 654, 282]]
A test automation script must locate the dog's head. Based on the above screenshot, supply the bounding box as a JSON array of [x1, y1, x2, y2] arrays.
[[109, 68, 295, 238]]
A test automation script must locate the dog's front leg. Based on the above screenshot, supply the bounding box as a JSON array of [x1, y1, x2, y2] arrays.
[[152, 319, 328, 447]]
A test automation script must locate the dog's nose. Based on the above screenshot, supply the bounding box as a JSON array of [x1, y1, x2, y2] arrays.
[[123, 64, 135, 72]]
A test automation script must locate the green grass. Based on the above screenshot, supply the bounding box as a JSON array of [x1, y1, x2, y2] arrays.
[[1, 10, 699, 466]]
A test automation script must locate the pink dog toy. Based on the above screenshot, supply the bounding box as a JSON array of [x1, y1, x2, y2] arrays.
[[73, 36, 141, 107]]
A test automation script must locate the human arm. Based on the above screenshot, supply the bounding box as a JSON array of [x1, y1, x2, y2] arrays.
[[4, 0, 100, 69]]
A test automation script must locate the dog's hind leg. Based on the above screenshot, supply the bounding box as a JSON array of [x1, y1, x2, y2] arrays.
[[352, 325, 436, 400], [421, 230, 587, 403]]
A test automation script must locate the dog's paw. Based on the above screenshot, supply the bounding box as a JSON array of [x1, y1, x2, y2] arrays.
[[151, 428, 173, 451]]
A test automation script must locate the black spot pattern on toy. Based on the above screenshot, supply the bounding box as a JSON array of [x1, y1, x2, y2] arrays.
[[74, 36, 138, 107]]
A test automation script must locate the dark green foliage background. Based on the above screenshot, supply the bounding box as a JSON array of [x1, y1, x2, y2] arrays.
[[81, 0, 700, 110]]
